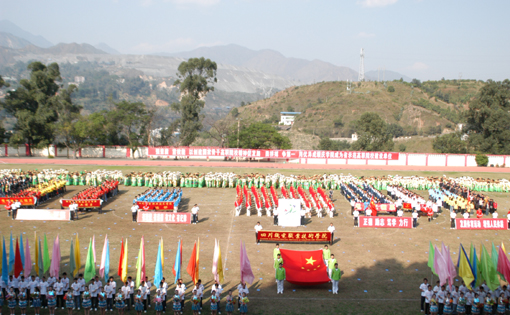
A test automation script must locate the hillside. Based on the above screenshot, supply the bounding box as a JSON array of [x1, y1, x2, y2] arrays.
[[221, 80, 480, 146]]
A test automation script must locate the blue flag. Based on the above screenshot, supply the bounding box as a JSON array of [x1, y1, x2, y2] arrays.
[[154, 239, 163, 287], [173, 240, 181, 284], [9, 232, 14, 273], [2, 237, 8, 284], [104, 239, 110, 282], [19, 233, 24, 268]]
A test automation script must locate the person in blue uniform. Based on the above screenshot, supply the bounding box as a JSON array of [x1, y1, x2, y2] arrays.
[[172, 290, 181, 315], [225, 290, 235, 315], [47, 286, 57, 315]]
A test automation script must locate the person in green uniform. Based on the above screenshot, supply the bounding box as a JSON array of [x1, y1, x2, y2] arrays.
[[331, 263, 342, 294], [273, 244, 280, 261], [275, 263, 286, 294], [274, 254, 283, 270], [327, 254, 337, 279], [322, 245, 331, 265]]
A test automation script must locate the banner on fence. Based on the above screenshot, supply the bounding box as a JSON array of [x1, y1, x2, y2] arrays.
[[257, 231, 331, 243], [148, 147, 399, 160], [137, 212, 191, 224], [16, 209, 71, 221], [136, 201, 174, 211], [61, 199, 101, 208], [358, 216, 413, 228], [455, 218, 508, 230], [0, 197, 35, 206]]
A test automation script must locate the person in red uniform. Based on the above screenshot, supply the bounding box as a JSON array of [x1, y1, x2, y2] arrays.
[[476, 209, 483, 219]]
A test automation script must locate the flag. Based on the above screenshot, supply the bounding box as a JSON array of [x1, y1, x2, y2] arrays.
[[14, 238, 23, 277], [118, 238, 124, 277], [240, 240, 255, 285], [480, 244, 499, 291], [492, 243, 505, 281], [84, 238, 96, 282], [0, 237, 2, 274], [470, 244, 481, 288], [457, 244, 475, 290], [49, 235, 60, 278], [136, 236, 146, 287], [428, 241, 437, 276], [497, 243, 510, 285], [92, 235, 96, 264], [121, 239, 128, 283], [43, 234, 50, 273], [2, 237, 7, 286], [24, 237, 32, 276], [19, 233, 24, 268], [160, 237, 164, 272], [212, 239, 219, 282], [196, 237, 200, 282], [153, 238, 163, 288], [70, 239, 76, 277], [186, 241, 198, 285], [173, 240, 182, 284], [38, 238, 44, 277], [279, 248, 329, 285], [445, 245, 457, 290], [74, 234, 81, 276], [434, 246, 448, 286], [35, 233, 39, 275], [99, 235, 109, 282], [9, 232, 14, 273], [217, 240, 224, 283]]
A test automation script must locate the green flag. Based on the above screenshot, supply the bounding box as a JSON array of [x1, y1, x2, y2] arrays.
[[470, 244, 482, 288], [43, 234, 51, 273], [491, 243, 505, 281], [136, 238, 143, 287], [481, 245, 499, 291], [38, 239, 44, 276], [84, 238, 96, 282], [70, 239, 76, 277], [428, 241, 437, 276]]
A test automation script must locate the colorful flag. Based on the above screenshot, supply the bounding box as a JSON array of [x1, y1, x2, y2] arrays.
[[19, 233, 24, 268], [196, 237, 200, 282], [9, 232, 14, 273], [173, 240, 182, 284], [24, 237, 32, 277], [457, 244, 475, 290], [2, 237, 7, 285], [38, 238, 44, 277], [470, 244, 481, 288], [240, 240, 255, 285], [160, 237, 164, 272], [14, 238, 23, 277], [121, 239, 128, 283], [43, 233, 50, 273], [497, 243, 510, 285], [99, 235, 109, 282], [186, 241, 198, 285], [92, 235, 96, 264], [84, 238, 96, 282], [428, 241, 437, 276], [74, 234, 81, 276], [434, 246, 448, 286], [118, 238, 124, 277], [35, 232, 39, 275], [445, 245, 457, 290], [70, 239, 76, 277], [212, 239, 224, 283], [136, 236, 146, 287], [49, 235, 60, 278], [480, 244, 499, 291], [153, 238, 163, 288], [491, 243, 505, 281], [217, 240, 224, 283]]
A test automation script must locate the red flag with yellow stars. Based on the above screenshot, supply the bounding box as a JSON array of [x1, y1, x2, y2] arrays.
[[279, 249, 330, 285]]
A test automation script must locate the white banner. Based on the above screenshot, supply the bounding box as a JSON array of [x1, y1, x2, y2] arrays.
[[16, 209, 71, 221], [277, 199, 301, 227]]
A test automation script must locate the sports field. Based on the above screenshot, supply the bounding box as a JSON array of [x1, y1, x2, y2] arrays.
[[3, 162, 510, 315]]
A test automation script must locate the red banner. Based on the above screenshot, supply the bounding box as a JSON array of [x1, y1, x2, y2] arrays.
[[61, 200, 101, 208], [16, 209, 71, 221], [0, 197, 35, 205], [136, 202, 174, 211], [137, 212, 191, 224], [358, 216, 413, 228], [455, 218, 508, 230], [256, 231, 331, 243], [148, 147, 399, 160], [403, 203, 412, 209]]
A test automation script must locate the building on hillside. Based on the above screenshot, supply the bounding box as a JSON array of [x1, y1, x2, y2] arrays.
[[351, 133, 358, 141], [74, 76, 85, 84], [279, 112, 302, 126]]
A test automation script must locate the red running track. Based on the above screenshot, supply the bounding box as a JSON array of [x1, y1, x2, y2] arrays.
[[1, 157, 510, 173]]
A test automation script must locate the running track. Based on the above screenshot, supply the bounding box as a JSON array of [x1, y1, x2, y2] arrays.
[[1, 157, 510, 173]]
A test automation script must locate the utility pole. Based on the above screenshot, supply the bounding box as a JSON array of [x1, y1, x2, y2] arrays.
[[237, 118, 241, 162], [358, 48, 365, 82]]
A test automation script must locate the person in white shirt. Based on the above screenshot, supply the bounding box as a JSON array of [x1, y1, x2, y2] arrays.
[[236, 282, 249, 311], [122, 281, 131, 311], [450, 210, 457, 229], [366, 208, 372, 217], [127, 277, 135, 309], [138, 281, 148, 312], [54, 278, 64, 309], [465, 289, 474, 313], [437, 285, 446, 314], [131, 203, 139, 222], [11, 200, 21, 220], [300, 208, 306, 226], [47, 276, 56, 288], [424, 285, 433, 314], [176, 282, 185, 313], [254, 222, 263, 244], [61, 273, 70, 295], [71, 278, 81, 310], [492, 211, 499, 219], [144, 277, 152, 308], [433, 281, 440, 294], [39, 276, 49, 309], [89, 279, 98, 311], [451, 286, 460, 312], [463, 212, 470, 219], [211, 282, 223, 314], [327, 223, 335, 245], [78, 274, 86, 308], [353, 209, 359, 227], [419, 278, 428, 312], [397, 209, 404, 217], [412, 210, 419, 228], [191, 204, 199, 224], [94, 276, 102, 290], [104, 281, 114, 311], [350, 199, 356, 215], [157, 278, 167, 312], [193, 279, 204, 311]]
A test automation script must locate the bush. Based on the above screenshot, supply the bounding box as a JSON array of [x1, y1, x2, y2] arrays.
[[398, 144, 406, 152], [475, 154, 489, 167], [387, 86, 395, 93]]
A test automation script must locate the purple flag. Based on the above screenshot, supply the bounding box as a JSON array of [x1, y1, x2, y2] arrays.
[[445, 245, 457, 290], [434, 246, 448, 286], [49, 235, 61, 277], [240, 240, 254, 285], [24, 238, 31, 276]]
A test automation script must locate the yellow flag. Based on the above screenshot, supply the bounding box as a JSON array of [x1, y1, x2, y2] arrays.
[[160, 237, 164, 272], [121, 239, 128, 282], [217, 240, 224, 283], [74, 234, 81, 276], [196, 237, 200, 281], [35, 232, 39, 273], [502, 242, 507, 254], [458, 244, 475, 290]]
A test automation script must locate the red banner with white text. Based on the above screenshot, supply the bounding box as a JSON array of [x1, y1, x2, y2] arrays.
[[137, 211, 191, 224], [16, 209, 71, 221], [0, 197, 35, 205], [358, 216, 413, 228], [148, 147, 399, 160], [257, 231, 331, 243], [61, 199, 101, 208], [455, 218, 508, 230], [136, 202, 174, 211]]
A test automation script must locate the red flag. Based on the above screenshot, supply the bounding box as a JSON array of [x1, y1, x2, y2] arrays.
[[186, 241, 197, 284], [279, 248, 330, 285], [117, 238, 124, 277], [497, 245, 510, 283], [14, 238, 23, 277]]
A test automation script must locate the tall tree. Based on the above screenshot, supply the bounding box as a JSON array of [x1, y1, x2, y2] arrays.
[[172, 57, 217, 146], [351, 112, 394, 151], [227, 122, 291, 149], [110, 101, 150, 158], [466, 79, 510, 154], [53, 85, 84, 158]]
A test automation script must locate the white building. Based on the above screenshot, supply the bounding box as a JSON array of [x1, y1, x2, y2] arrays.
[[279, 112, 302, 126]]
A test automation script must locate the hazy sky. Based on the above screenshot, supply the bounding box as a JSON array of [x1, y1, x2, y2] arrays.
[[1, 0, 509, 81]]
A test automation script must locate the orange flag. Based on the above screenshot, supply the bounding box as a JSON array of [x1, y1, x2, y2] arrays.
[[186, 241, 197, 284], [118, 238, 124, 277]]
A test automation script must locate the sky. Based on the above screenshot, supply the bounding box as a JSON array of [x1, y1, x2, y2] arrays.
[[1, 0, 509, 81]]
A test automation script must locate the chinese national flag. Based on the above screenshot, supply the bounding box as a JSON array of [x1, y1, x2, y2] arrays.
[[279, 249, 330, 285]]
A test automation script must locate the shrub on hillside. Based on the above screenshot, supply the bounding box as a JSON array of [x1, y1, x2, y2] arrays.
[[387, 86, 395, 93], [475, 154, 489, 167]]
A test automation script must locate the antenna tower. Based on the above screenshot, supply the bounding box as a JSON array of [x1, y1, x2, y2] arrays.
[[358, 48, 365, 82]]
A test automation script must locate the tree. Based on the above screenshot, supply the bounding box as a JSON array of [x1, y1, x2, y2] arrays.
[[231, 107, 239, 118], [387, 86, 395, 93], [432, 133, 467, 154], [227, 122, 291, 149], [171, 57, 217, 146], [2, 62, 62, 155], [0, 75, 9, 88], [110, 101, 150, 158], [351, 112, 394, 151], [387, 123, 404, 138], [318, 138, 350, 151], [466, 79, 510, 154]]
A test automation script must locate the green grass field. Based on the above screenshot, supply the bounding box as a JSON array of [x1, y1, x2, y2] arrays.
[[2, 163, 510, 315]]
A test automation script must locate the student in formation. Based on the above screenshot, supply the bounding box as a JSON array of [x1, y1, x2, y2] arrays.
[[275, 263, 286, 294], [274, 253, 283, 271], [273, 244, 280, 261], [497, 292, 506, 314], [7, 287, 16, 315], [172, 290, 181, 315], [138, 281, 148, 313], [121, 282, 131, 311], [443, 292, 452, 314], [225, 290, 234, 315], [98, 288, 107, 315], [65, 289, 74, 315], [47, 286, 57, 315], [322, 245, 331, 265], [193, 279, 204, 312], [154, 289, 163, 315], [239, 292, 249, 315], [210, 290, 218, 315], [115, 288, 125, 315], [191, 290, 200, 315], [429, 293, 438, 315], [328, 254, 337, 279], [419, 278, 428, 312], [211, 282, 223, 314], [82, 287, 92, 315], [456, 291, 466, 315], [331, 263, 342, 294], [18, 288, 27, 315], [472, 293, 480, 315], [32, 287, 41, 315], [134, 290, 144, 315]]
